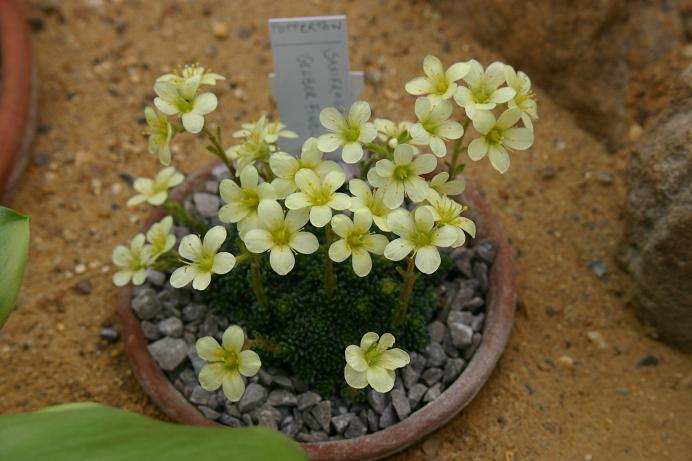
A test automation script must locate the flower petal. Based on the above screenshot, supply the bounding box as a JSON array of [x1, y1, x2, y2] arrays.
[[344, 364, 368, 389], [285, 208, 311, 232], [363, 234, 388, 255], [196, 336, 224, 362], [222, 371, 246, 402], [360, 332, 379, 349], [415, 246, 441, 274], [192, 272, 212, 290], [345, 345, 368, 372], [290, 231, 319, 254], [446, 62, 470, 82], [112, 270, 132, 287], [471, 110, 496, 134], [320, 107, 346, 132], [243, 229, 273, 253], [342, 142, 364, 164], [423, 55, 443, 79], [203, 226, 227, 254], [348, 101, 371, 125], [503, 128, 534, 150], [367, 366, 396, 393], [329, 239, 352, 262], [379, 348, 410, 369], [405, 176, 430, 203], [212, 252, 235, 274], [317, 133, 343, 152], [405, 77, 433, 95], [193, 92, 218, 114], [351, 249, 372, 277], [222, 325, 245, 352], [412, 153, 437, 174], [497, 108, 523, 129], [198, 363, 225, 391], [170, 266, 196, 288], [182, 112, 204, 134], [489, 145, 510, 174], [384, 238, 414, 261], [467, 137, 489, 161], [378, 333, 396, 350], [270, 245, 295, 275], [310, 205, 333, 227], [238, 350, 262, 377]]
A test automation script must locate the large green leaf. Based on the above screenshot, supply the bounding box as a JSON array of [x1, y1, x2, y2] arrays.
[[0, 206, 30, 328], [0, 403, 307, 461]]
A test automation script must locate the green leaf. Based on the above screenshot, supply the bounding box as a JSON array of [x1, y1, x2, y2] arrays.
[[0, 206, 30, 329], [0, 403, 307, 461]]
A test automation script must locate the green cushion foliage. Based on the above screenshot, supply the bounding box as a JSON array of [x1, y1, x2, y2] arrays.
[[203, 227, 450, 395]]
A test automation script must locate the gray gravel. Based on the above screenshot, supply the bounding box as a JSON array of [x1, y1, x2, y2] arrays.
[[130, 186, 494, 441]]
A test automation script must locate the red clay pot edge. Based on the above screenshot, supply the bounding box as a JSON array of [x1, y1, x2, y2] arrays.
[[0, 0, 37, 203], [118, 162, 516, 461]]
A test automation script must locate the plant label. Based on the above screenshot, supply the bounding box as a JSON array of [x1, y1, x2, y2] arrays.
[[269, 15, 363, 154]]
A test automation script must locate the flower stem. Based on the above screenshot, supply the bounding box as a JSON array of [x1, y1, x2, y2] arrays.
[[162, 199, 208, 235], [392, 256, 418, 327], [202, 125, 236, 177], [149, 250, 180, 271], [249, 253, 269, 310], [324, 226, 336, 298], [448, 118, 470, 176]]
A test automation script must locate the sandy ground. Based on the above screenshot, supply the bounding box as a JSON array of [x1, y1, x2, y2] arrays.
[[2, 1, 691, 460]]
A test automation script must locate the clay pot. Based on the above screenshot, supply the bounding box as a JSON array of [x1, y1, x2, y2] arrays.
[[0, 0, 37, 202], [118, 162, 516, 461]]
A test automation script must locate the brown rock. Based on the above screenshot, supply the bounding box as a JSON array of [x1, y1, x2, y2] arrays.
[[619, 68, 692, 351]]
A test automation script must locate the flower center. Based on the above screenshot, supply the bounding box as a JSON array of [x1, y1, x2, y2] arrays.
[[196, 252, 215, 272], [272, 225, 292, 246], [177, 97, 194, 113], [242, 189, 260, 210], [346, 231, 365, 249], [393, 165, 413, 181], [473, 84, 491, 103], [487, 127, 504, 145], [421, 118, 438, 134], [410, 230, 433, 248], [364, 344, 383, 366], [222, 349, 239, 371], [343, 123, 361, 142], [432, 75, 448, 94]]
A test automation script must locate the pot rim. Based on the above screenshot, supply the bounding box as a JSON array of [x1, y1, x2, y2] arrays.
[[0, 0, 37, 202], [118, 161, 516, 461]]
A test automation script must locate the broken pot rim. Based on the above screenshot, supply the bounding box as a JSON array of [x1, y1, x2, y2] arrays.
[[118, 161, 516, 461]]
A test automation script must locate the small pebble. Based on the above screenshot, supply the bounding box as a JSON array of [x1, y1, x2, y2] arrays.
[[212, 21, 228, 39], [297, 391, 322, 411], [597, 171, 613, 185], [588, 259, 608, 279], [637, 354, 659, 367], [390, 389, 411, 419], [540, 166, 557, 180], [75, 278, 92, 294], [237, 383, 268, 413], [586, 331, 608, 349], [408, 383, 428, 408], [99, 327, 119, 343]]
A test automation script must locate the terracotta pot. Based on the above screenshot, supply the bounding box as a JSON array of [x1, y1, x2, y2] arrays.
[[0, 0, 37, 202], [118, 162, 516, 461]]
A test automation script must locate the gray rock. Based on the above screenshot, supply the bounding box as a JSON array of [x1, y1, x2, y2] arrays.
[[182, 303, 207, 322], [473, 261, 489, 292], [452, 283, 475, 307], [475, 240, 497, 264], [146, 269, 166, 286], [205, 180, 219, 194], [443, 358, 466, 384], [588, 259, 608, 279], [297, 391, 322, 410], [219, 414, 243, 427], [254, 404, 282, 429], [132, 288, 161, 320], [141, 320, 160, 340], [189, 386, 212, 406], [178, 368, 197, 387], [310, 400, 332, 432], [186, 344, 206, 374], [443, 333, 461, 358], [147, 337, 187, 371], [427, 321, 447, 343], [423, 342, 446, 367], [461, 296, 485, 313], [463, 333, 482, 361], [257, 369, 273, 387], [390, 389, 411, 420], [448, 310, 473, 326], [237, 383, 267, 413], [193, 192, 220, 218], [302, 410, 322, 431], [423, 383, 443, 403], [157, 317, 183, 337], [292, 378, 309, 393], [280, 416, 301, 437], [422, 367, 443, 386], [99, 327, 119, 343], [267, 389, 297, 407], [272, 374, 294, 390], [241, 414, 253, 426], [408, 383, 428, 408], [451, 247, 473, 277], [597, 170, 613, 185], [471, 313, 485, 332], [197, 314, 220, 337], [197, 405, 220, 420], [366, 389, 388, 414], [366, 409, 379, 432], [379, 403, 397, 429], [401, 366, 420, 389], [450, 322, 474, 348], [344, 415, 368, 439], [409, 351, 427, 373], [331, 413, 352, 434]]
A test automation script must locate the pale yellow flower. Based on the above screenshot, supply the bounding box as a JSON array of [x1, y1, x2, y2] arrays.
[[170, 226, 235, 291], [317, 101, 377, 164], [374, 118, 412, 148], [242, 199, 319, 275], [329, 212, 388, 277], [453, 60, 516, 120], [467, 108, 534, 174], [157, 65, 225, 87], [405, 55, 469, 102], [425, 190, 476, 247], [269, 137, 340, 198], [505, 64, 538, 131], [367, 144, 437, 209], [409, 98, 464, 158], [429, 172, 465, 196], [218, 165, 276, 236], [383, 207, 457, 274], [143, 107, 174, 165], [154, 75, 217, 134], [344, 332, 410, 393], [127, 167, 184, 206], [196, 325, 261, 402], [285, 169, 351, 228], [348, 179, 393, 232], [146, 216, 176, 258], [112, 234, 153, 287]]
